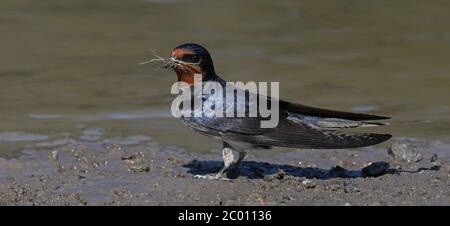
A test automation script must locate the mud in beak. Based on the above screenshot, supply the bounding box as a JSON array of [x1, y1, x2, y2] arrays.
[[161, 57, 180, 69], [139, 50, 200, 70], [162, 57, 201, 70]]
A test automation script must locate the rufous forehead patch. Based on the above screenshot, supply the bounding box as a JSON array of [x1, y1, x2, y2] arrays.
[[170, 48, 194, 58]]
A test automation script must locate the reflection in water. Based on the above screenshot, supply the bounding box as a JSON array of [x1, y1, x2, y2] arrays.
[[1, 0, 450, 157], [0, 132, 48, 143], [30, 111, 171, 121]]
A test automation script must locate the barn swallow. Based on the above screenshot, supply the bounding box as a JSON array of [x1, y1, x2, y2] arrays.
[[160, 43, 391, 180]]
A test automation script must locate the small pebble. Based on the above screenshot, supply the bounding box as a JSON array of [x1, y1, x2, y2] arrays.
[[388, 141, 423, 163], [362, 162, 390, 177]]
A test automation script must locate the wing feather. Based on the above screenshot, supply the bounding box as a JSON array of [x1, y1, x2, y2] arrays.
[[190, 115, 391, 149], [279, 100, 390, 121]]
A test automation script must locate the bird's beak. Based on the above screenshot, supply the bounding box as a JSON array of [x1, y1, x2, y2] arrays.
[[161, 57, 179, 69], [162, 57, 202, 70]]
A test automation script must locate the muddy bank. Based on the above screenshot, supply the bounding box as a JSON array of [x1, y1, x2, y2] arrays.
[[0, 139, 449, 205]]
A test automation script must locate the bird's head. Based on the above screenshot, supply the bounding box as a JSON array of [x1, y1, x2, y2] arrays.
[[164, 43, 216, 85]]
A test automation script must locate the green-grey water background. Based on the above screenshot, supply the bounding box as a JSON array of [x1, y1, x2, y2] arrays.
[[1, 0, 450, 158]]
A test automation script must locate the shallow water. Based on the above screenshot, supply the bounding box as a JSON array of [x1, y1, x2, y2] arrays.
[[1, 0, 450, 158]]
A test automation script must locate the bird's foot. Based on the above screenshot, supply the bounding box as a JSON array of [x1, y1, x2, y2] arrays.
[[192, 145, 237, 181], [194, 174, 230, 181]]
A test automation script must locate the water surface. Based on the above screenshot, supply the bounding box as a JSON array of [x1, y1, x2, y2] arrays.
[[1, 0, 450, 158]]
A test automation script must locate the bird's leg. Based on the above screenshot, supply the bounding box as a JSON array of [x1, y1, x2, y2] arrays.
[[224, 150, 248, 179], [194, 145, 234, 180], [234, 150, 248, 169]]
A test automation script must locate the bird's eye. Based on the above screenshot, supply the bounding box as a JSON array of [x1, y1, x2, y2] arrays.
[[181, 54, 199, 63]]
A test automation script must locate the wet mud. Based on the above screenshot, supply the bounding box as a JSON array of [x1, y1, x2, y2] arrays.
[[0, 139, 448, 205]]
